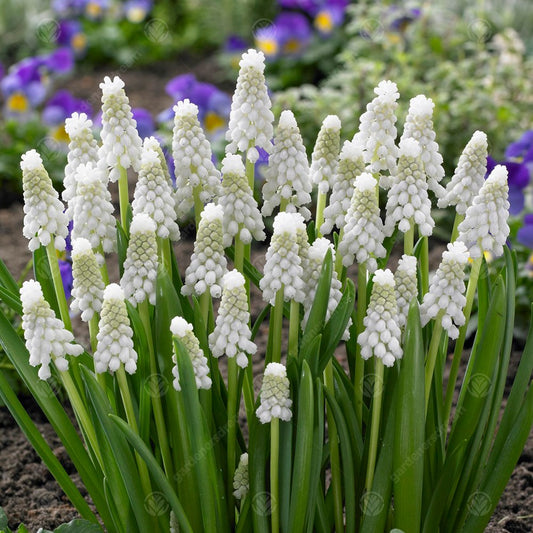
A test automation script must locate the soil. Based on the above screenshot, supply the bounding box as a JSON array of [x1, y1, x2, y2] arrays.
[[0, 62, 532, 531]]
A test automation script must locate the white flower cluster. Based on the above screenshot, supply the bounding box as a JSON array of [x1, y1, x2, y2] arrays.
[[262, 110, 312, 219], [71, 162, 116, 257], [310, 115, 341, 194], [144, 136, 172, 187], [295, 214, 311, 275], [394, 254, 418, 327], [358, 80, 400, 182], [121, 214, 159, 306], [226, 49, 274, 162], [338, 172, 386, 272], [21, 150, 69, 252], [20, 280, 83, 380], [70, 238, 105, 322], [172, 99, 221, 219], [209, 270, 256, 368], [438, 131, 488, 215], [63, 112, 99, 215], [182, 203, 227, 298], [94, 284, 138, 374], [256, 362, 292, 424], [132, 145, 180, 241], [420, 242, 469, 339], [233, 452, 249, 500], [384, 138, 434, 237], [170, 316, 211, 391], [219, 154, 265, 247], [98, 76, 142, 182], [321, 138, 366, 235], [358, 269, 403, 367], [400, 95, 445, 198], [458, 165, 510, 258], [260, 212, 305, 305]]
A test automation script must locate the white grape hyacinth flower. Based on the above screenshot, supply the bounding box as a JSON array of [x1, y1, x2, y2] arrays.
[[457, 164, 510, 259], [98, 75, 142, 182], [132, 144, 180, 241], [172, 99, 222, 219], [384, 138, 434, 238], [220, 154, 265, 247], [233, 453, 249, 500], [256, 362, 292, 424], [70, 238, 105, 322], [358, 80, 400, 184], [400, 95, 445, 198], [71, 162, 116, 258], [21, 150, 69, 252], [94, 284, 138, 374], [420, 241, 470, 339], [310, 115, 341, 194], [260, 212, 306, 305], [20, 280, 83, 380], [357, 269, 403, 367], [121, 214, 159, 306], [394, 254, 418, 328], [321, 138, 366, 235], [63, 112, 99, 217], [226, 49, 274, 163], [182, 203, 227, 298], [338, 172, 386, 272], [209, 270, 256, 368], [143, 136, 173, 188], [438, 131, 488, 215], [170, 316, 212, 391], [262, 110, 312, 219]]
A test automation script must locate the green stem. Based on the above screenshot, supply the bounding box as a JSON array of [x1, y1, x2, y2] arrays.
[[138, 299, 174, 478], [279, 197, 289, 212], [96, 244, 109, 285], [315, 191, 327, 238], [45, 242, 72, 331], [451, 213, 465, 242], [192, 183, 204, 229], [270, 417, 280, 533], [288, 300, 299, 359], [234, 235, 245, 274], [200, 291, 210, 330], [17, 258, 33, 286], [420, 236, 429, 296], [354, 263, 367, 428], [271, 288, 285, 364], [424, 317, 444, 414], [443, 257, 482, 426], [325, 362, 343, 532], [118, 165, 129, 233], [88, 314, 99, 353], [364, 358, 384, 494], [403, 218, 415, 256], [334, 228, 345, 280], [227, 356, 238, 525], [245, 156, 255, 192]]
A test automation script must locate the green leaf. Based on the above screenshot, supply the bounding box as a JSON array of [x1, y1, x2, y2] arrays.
[[54, 520, 104, 532], [33, 246, 58, 315], [0, 285, 22, 315], [0, 257, 19, 295]]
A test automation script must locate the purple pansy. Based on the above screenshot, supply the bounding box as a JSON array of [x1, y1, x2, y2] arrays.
[[387, 5, 421, 32], [517, 214, 533, 249], [56, 20, 87, 56], [506, 130, 533, 165], [132, 108, 154, 139], [256, 12, 312, 58], [225, 35, 248, 53], [42, 48, 74, 74], [84, 0, 110, 20], [59, 259, 73, 300], [487, 155, 530, 215], [52, 0, 87, 16], [43, 90, 91, 126], [123, 0, 153, 23]]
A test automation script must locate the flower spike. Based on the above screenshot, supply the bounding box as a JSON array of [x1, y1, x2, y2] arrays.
[[310, 114, 341, 194], [233, 453, 249, 500], [394, 254, 418, 328], [256, 362, 292, 424]]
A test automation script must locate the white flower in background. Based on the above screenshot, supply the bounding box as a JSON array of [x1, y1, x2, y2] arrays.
[[438, 130, 488, 215], [182, 203, 227, 298], [219, 154, 265, 247], [260, 212, 305, 305], [458, 165, 510, 258], [172, 99, 221, 220], [310, 115, 341, 194], [357, 269, 403, 367], [98, 76, 142, 183], [338, 172, 386, 272], [94, 284, 137, 374], [20, 279, 83, 380], [21, 150, 69, 252], [170, 316, 211, 391], [233, 453, 249, 500], [400, 95, 445, 198], [121, 214, 159, 306], [70, 238, 105, 322], [256, 362, 292, 424], [63, 112, 99, 217], [394, 254, 418, 327], [143, 136, 173, 188], [209, 270, 256, 368], [301, 238, 351, 339], [321, 138, 366, 235], [420, 241, 469, 339], [384, 138, 434, 237], [132, 145, 180, 241], [226, 49, 274, 162], [358, 80, 400, 183], [71, 162, 116, 257]]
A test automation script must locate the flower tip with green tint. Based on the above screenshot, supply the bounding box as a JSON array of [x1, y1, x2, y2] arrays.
[[233, 452, 249, 500], [256, 362, 292, 423]]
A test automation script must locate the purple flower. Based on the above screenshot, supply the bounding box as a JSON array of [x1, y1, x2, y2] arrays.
[[1, 58, 46, 114], [225, 35, 248, 53], [132, 108, 154, 138], [123, 0, 153, 23], [278, 0, 317, 10], [487, 155, 530, 215], [84, 0, 110, 19], [57, 20, 87, 56], [43, 90, 91, 127], [165, 73, 197, 101], [42, 48, 74, 74], [255, 13, 312, 57], [517, 214, 533, 249], [52, 0, 87, 16], [59, 259, 73, 300], [0, 63, 4, 82], [314, 2, 348, 35], [505, 130, 533, 163], [387, 6, 421, 33]]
